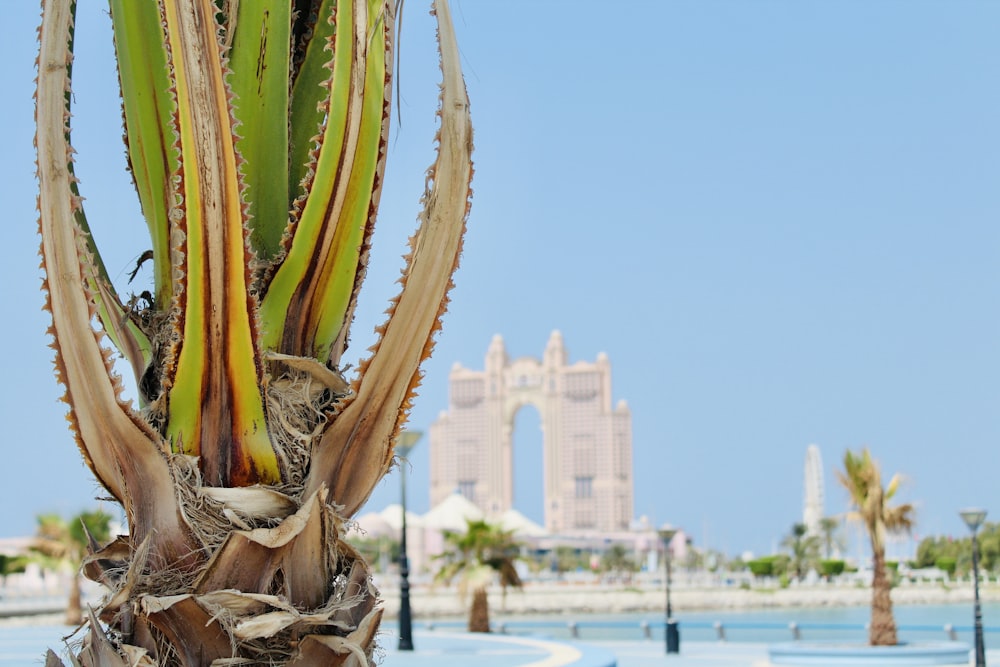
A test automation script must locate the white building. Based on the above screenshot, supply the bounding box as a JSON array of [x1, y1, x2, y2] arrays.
[[803, 443, 824, 537]]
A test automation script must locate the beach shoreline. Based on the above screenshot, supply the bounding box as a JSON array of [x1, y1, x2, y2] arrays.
[[378, 580, 1000, 619], [3, 580, 996, 625]]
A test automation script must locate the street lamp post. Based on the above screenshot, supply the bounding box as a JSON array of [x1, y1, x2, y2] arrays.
[[960, 508, 988, 667], [658, 525, 679, 654], [397, 430, 423, 652]]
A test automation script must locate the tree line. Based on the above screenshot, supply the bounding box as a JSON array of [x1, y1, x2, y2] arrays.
[[912, 523, 1000, 576]]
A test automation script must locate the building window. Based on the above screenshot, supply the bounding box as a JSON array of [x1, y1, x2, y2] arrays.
[[458, 480, 477, 502], [574, 476, 593, 499]]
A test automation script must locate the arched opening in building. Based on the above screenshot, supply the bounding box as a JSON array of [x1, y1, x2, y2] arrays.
[[511, 403, 545, 526]]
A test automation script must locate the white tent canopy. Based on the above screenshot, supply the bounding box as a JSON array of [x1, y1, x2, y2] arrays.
[[498, 508, 547, 537], [421, 492, 483, 532], [378, 503, 424, 532], [349, 511, 394, 538]]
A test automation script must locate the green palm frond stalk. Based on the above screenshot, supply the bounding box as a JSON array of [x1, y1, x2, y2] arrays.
[[35, 0, 472, 664]]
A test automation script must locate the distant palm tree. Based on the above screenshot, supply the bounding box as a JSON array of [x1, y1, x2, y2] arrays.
[[31, 510, 112, 625], [601, 544, 638, 583], [837, 448, 915, 646], [819, 516, 845, 560], [781, 523, 820, 580], [434, 519, 523, 632], [553, 545, 586, 575]]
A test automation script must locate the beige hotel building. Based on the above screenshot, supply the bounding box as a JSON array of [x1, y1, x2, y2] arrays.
[[429, 331, 633, 534]]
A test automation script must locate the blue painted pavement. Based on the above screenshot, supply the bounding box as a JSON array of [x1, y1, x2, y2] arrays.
[[5, 623, 999, 666]]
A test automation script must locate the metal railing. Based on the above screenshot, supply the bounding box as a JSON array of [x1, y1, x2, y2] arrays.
[[417, 619, 998, 643]]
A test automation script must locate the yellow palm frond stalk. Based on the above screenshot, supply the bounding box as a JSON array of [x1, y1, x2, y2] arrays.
[[35, 0, 471, 664]]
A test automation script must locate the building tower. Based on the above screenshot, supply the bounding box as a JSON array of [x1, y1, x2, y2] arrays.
[[429, 331, 633, 533], [803, 444, 824, 537]]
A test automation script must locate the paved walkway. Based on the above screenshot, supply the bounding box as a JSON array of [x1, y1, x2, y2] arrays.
[[2, 624, 767, 667], [379, 630, 617, 667], [587, 640, 770, 667], [380, 630, 770, 667], [5, 624, 995, 666], [382, 631, 997, 667]]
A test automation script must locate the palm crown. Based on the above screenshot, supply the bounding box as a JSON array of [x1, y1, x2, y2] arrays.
[[837, 448, 915, 552], [36, 0, 471, 664]]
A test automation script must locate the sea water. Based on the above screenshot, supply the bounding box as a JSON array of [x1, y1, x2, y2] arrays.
[[422, 603, 1000, 644], [413, 602, 1000, 645], [0, 619, 75, 666]]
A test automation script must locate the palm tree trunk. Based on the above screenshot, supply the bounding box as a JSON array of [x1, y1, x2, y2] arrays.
[[468, 587, 490, 633], [65, 573, 82, 627], [869, 545, 897, 645]]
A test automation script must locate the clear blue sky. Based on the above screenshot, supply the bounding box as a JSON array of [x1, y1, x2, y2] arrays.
[[2, 2, 998, 559]]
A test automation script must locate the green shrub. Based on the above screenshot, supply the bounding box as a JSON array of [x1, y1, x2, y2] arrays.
[[820, 559, 846, 577], [885, 560, 899, 572], [747, 555, 791, 577], [769, 554, 791, 577], [936, 557, 957, 575]]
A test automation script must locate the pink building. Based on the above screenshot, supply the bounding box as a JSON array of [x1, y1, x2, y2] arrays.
[[430, 331, 633, 534]]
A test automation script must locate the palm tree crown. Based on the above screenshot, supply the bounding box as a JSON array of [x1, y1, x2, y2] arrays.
[[838, 448, 914, 552], [35, 0, 471, 663], [781, 522, 820, 580]]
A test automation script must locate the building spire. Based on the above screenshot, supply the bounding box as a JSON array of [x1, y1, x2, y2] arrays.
[[544, 329, 567, 367]]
